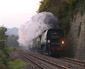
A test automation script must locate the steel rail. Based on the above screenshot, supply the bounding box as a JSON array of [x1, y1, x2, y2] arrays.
[[60, 57, 85, 67], [19, 51, 44, 69], [24, 51, 69, 69]]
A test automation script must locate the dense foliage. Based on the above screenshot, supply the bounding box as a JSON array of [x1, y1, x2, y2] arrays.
[[0, 27, 9, 68], [38, 0, 85, 33]]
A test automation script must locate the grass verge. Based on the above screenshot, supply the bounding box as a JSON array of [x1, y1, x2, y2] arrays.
[[9, 59, 28, 69]]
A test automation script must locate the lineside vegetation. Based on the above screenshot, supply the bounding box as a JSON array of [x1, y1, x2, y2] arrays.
[[38, 0, 85, 34]]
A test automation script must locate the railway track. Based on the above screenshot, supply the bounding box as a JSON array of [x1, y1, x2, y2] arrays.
[[25, 51, 85, 68], [19, 50, 68, 69], [34, 51, 85, 68], [60, 57, 85, 67], [18, 51, 43, 69], [18, 50, 85, 69]]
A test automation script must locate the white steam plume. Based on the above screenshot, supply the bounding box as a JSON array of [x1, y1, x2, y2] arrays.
[[18, 12, 58, 47]]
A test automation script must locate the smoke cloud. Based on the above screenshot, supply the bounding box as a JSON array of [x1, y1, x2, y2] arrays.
[[18, 12, 58, 47]]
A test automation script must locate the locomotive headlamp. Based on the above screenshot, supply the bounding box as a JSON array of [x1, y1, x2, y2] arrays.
[[62, 40, 65, 45], [47, 40, 50, 43]]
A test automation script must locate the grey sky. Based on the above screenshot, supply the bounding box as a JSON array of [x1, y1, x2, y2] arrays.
[[0, 0, 41, 28]]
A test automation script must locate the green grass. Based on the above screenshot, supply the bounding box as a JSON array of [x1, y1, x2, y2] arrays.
[[9, 59, 28, 69]]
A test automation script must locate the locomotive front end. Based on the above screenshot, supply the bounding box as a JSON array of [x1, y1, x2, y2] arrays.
[[46, 29, 65, 57]]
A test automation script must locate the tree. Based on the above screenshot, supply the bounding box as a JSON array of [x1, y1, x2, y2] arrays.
[[0, 27, 9, 68], [38, 0, 85, 34]]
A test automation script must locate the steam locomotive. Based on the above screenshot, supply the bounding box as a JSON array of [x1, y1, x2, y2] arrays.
[[40, 29, 65, 57]]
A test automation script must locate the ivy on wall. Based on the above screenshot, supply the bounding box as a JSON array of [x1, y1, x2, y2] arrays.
[[38, 0, 85, 34]]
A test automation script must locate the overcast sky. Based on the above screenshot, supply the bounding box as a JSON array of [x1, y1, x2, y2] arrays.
[[0, 0, 41, 28]]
